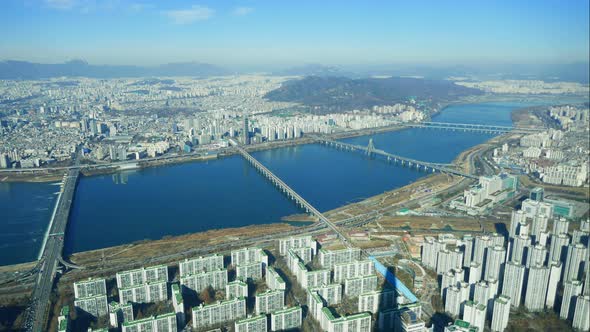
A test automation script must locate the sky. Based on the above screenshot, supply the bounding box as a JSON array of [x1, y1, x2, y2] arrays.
[[0, 0, 588, 67]]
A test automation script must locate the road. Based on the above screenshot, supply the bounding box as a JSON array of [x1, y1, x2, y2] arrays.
[[25, 149, 81, 332]]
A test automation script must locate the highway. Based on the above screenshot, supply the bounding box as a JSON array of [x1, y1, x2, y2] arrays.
[[25, 150, 81, 332]]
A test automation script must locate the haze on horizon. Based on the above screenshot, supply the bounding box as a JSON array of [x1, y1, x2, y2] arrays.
[[0, 0, 588, 68]]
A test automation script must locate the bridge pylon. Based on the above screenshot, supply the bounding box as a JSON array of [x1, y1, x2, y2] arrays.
[[367, 138, 375, 157]]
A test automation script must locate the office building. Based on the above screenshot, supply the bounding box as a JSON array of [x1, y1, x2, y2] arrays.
[[242, 116, 250, 145], [192, 297, 246, 329], [530, 187, 544, 202], [521, 199, 553, 219], [255, 289, 285, 314], [270, 306, 302, 331]]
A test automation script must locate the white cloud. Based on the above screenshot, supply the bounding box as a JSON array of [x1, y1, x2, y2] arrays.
[[232, 6, 253, 16], [164, 5, 214, 24], [44, 0, 77, 10]]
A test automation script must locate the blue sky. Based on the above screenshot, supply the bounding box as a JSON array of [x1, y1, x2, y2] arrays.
[[0, 0, 588, 66]]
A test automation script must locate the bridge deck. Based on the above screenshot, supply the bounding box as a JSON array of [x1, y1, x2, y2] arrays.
[[315, 137, 477, 179], [27, 167, 79, 331]]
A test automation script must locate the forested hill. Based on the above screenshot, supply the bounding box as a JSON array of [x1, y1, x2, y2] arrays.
[[265, 76, 483, 111]]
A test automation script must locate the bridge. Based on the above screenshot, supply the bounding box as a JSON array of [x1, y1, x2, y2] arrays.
[[393, 121, 544, 134], [229, 139, 354, 248], [26, 149, 82, 332], [314, 136, 477, 179]]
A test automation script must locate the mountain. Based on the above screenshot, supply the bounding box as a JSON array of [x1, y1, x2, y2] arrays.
[[265, 76, 483, 111], [0, 60, 230, 79], [273, 64, 355, 77]]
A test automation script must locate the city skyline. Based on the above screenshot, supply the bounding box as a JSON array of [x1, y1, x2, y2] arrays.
[[0, 0, 589, 66]]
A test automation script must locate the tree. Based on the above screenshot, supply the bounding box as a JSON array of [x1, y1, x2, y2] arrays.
[[199, 286, 215, 304]]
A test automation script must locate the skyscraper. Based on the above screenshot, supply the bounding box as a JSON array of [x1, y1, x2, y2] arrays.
[[560, 280, 583, 321], [564, 243, 587, 282], [530, 214, 548, 244], [549, 233, 570, 264], [546, 262, 562, 309], [526, 245, 547, 268], [509, 210, 526, 239], [462, 301, 486, 332], [462, 235, 474, 268], [572, 295, 590, 331], [242, 116, 250, 145], [553, 218, 570, 236], [485, 246, 506, 282], [524, 265, 550, 312], [510, 235, 531, 264], [445, 286, 462, 317], [491, 295, 511, 332]]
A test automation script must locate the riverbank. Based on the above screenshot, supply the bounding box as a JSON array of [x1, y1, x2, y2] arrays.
[[0, 124, 411, 183]]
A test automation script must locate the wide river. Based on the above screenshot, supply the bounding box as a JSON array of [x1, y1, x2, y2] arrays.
[[0, 101, 556, 265]]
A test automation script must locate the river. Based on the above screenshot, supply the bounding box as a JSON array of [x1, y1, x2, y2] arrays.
[[0, 101, 555, 265]]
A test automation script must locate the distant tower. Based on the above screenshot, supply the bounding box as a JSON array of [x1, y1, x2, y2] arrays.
[[243, 116, 250, 145]]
